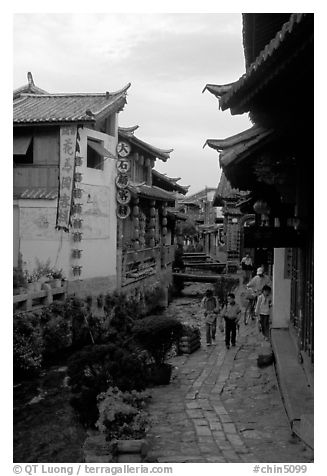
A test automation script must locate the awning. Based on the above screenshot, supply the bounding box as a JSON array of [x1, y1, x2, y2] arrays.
[[13, 135, 32, 155], [13, 187, 58, 200], [87, 139, 116, 159]]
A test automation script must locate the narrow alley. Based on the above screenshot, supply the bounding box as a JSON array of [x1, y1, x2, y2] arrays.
[[146, 283, 313, 463]]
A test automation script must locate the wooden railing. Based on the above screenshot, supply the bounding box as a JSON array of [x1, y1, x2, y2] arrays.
[[161, 244, 175, 266], [121, 244, 175, 286]]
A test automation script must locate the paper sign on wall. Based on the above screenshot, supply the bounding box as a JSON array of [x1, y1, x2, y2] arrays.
[[56, 125, 77, 231]]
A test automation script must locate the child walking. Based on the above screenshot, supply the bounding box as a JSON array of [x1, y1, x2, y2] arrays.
[[201, 289, 220, 346], [220, 293, 241, 349], [255, 285, 272, 340]]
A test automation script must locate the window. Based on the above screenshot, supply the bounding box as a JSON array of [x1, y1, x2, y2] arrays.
[[87, 138, 104, 170], [13, 135, 33, 165]]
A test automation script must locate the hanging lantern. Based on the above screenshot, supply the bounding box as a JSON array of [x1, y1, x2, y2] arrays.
[[162, 217, 168, 226], [162, 226, 167, 236], [133, 217, 140, 228], [253, 200, 270, 215], [150, 201, 156, 217], [74, 172, 83, 182], [75, 156, 83, 167]]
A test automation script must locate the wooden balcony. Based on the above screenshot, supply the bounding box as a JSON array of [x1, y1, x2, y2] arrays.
[[121, 244, 175, 286]]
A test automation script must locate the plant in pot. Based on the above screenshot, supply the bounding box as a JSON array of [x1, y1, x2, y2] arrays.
[[133, 316, 183, 385], [33, 258, 55, 288], [50, 268, 64, 288], [24, 270, 39, 293]]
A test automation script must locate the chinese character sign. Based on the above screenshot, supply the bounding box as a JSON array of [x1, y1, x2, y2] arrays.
[[117, 159, 131, 174], [56, 126, 77, 230]]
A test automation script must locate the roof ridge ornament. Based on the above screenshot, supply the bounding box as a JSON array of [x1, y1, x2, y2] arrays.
[[27, 72, 34, 86]]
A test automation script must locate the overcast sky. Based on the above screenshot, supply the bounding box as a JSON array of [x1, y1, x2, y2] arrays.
[[13, 13, 251, 194]]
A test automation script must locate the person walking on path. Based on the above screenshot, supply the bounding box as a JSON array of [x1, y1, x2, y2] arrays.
[[220, 293, 241, 349], [255, 285, 272, 340], [240, 253, 253, 284], [201, 289, 220, 346], [246, 267, 271, 296]]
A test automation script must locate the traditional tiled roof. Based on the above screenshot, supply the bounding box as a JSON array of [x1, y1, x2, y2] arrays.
[[13, 84, 131, 124], [13, 72, 49, 100], [128, 183, 175, 204], [179, 187, 217, 204], [204, 125, 274, 168], [13, 186, 58, 200], [203, 13, 312, 114], [152, 169, 189, 194], [119, 126, 173, 162], [166, 208, 187, 221]]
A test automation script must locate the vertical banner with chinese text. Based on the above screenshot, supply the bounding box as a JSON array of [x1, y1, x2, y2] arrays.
[[56, 125, 77, 231]]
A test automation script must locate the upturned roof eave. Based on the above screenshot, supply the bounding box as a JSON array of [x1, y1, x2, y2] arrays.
[[152, 169, 188, 194], [219, 13, 311, 113], [204, 14, 311, 114]]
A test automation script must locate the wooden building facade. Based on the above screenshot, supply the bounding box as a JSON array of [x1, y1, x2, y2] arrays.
[[204, 14, 314, 366]]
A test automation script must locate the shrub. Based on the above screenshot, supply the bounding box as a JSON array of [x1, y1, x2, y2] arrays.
[[133, 316, 183, 365], [42, 314, 72, 358], [96, 387, 151, 441], [13, 312, 44, 378], [67, 343, 148, 427], [63, 297, 94, 349]]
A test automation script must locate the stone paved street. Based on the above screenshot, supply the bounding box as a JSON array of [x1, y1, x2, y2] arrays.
[[146, 284, 313, 463]]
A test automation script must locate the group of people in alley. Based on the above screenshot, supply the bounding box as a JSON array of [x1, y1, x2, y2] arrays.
[[201, 264, 272, 348]]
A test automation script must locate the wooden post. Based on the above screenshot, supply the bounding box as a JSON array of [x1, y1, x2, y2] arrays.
[[133, 197, 140, 251], [149, 200, 156, 248]]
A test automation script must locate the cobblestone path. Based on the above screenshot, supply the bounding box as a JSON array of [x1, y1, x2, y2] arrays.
[[146, 284, 313, 463]]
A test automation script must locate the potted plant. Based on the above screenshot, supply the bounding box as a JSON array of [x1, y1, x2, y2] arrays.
[[50, 269, 63, 288], [24, 271, 39, 293], [133, 316, 183, 385]]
